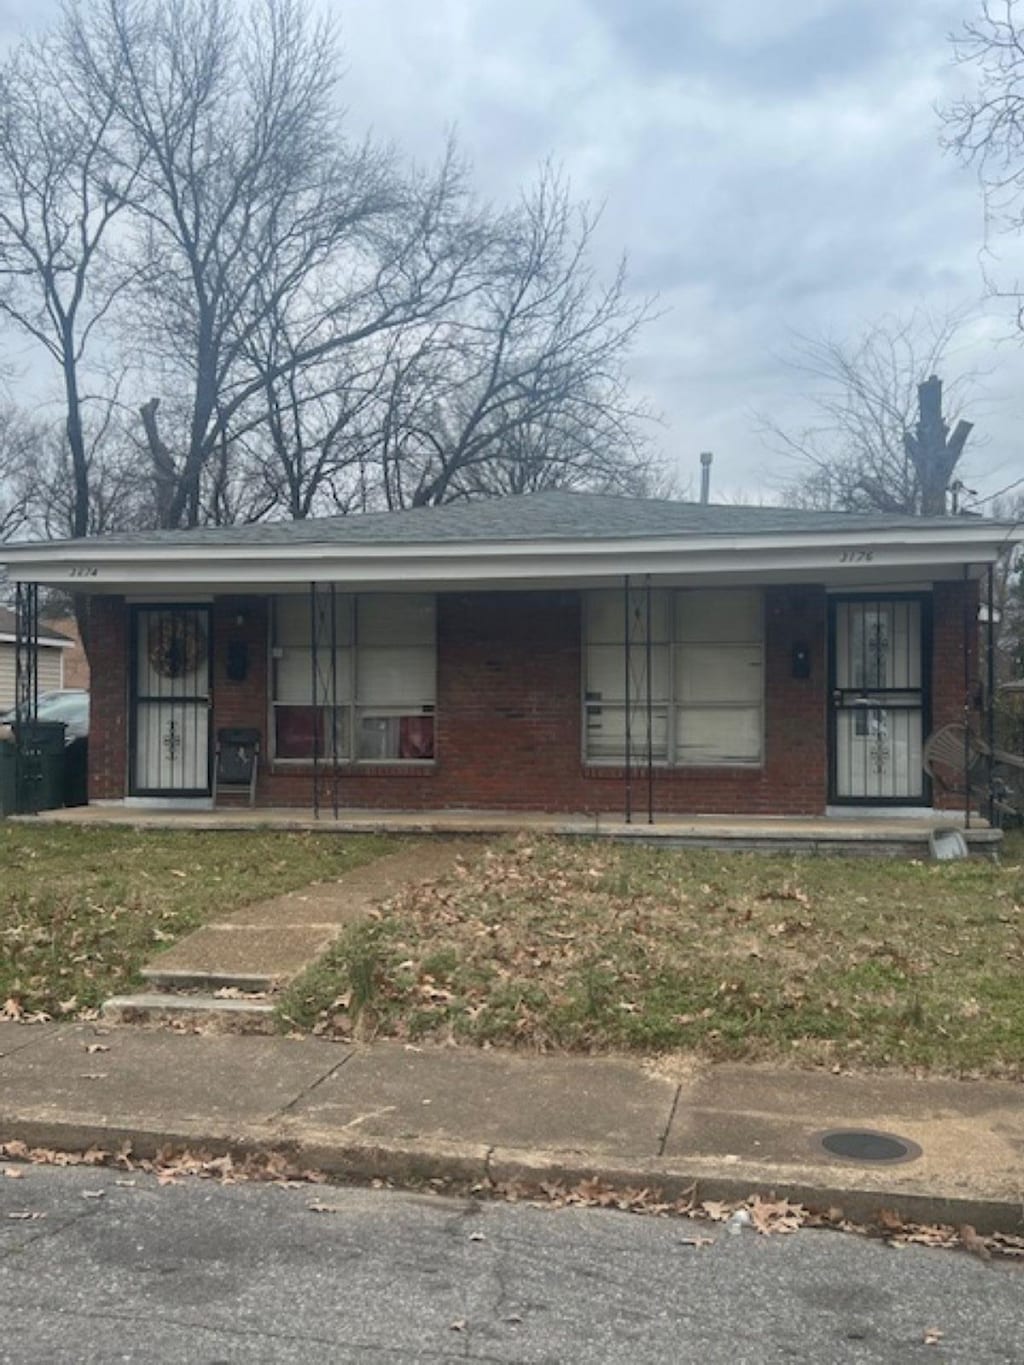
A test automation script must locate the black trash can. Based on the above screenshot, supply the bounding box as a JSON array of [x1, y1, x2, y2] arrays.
[[14, 721, 67, 813], [64, 737, 89, 807], [0, 738, 16, 816]]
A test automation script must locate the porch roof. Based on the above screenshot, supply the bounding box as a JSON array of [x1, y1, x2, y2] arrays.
[[1, 490, 1017, 593]]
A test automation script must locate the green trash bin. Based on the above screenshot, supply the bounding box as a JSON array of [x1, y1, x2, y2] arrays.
[[0, 739, 16, 816], [14, 721, 67, 813]]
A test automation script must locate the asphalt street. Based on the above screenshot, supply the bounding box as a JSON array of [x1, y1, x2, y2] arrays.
[[0, 1164, 1021, 1364]]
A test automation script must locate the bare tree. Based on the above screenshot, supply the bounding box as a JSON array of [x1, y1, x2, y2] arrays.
[[759, 310, 978, 514], [0, 31, 139, 547], [0, 0, 660, 539], [64, 0, 492, 528], [0, 404, 41, 542], [367, 170, 659, 509], [944, 2, 1024, 306]]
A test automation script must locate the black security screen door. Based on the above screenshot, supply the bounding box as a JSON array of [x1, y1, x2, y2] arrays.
[[131, 606, 212, 796], [829, 596, 929, 804]]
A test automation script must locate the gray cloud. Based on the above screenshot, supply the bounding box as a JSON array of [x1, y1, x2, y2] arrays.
[[3, 0, 1022, 501]]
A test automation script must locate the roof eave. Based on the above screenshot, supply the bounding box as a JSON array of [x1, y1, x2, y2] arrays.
[[1, 523, 1015, 589]]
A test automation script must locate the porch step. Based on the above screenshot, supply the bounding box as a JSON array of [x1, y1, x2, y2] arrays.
[[102, 991, 276, 1031], [140, 967, 278, 993]]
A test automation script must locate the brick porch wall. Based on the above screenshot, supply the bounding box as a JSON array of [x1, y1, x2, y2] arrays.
[[87, 595, 128, 801], [85, 582, 971, 814]]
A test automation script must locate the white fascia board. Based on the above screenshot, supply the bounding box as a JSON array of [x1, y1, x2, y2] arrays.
[[1, 523, 1016, 588], [0, 632, 71, 648]]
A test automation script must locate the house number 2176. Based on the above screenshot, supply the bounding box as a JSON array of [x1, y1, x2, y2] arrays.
[[839, 549, 874, 564]]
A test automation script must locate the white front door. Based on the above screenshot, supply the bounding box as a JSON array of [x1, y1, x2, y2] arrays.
[[132, 607, 211, 796], [830, 597, 926, 803]]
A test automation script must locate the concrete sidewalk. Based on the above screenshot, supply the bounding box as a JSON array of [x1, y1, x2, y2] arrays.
[[1, 1021, 1021, 1234]]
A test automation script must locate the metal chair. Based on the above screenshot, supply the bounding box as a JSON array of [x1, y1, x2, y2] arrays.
[[214, 727, 260, 807], [922, 723, 1023, 821]]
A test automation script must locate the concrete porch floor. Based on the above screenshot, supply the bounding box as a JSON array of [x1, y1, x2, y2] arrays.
[[19, 803, 1001, 857]]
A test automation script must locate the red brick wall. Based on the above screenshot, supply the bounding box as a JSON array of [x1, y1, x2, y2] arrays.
[[85, 581, 971, 815], [217, 586, 829, 815], [930, 578, 980, 809], [87, 596, 128, 800], [211, 597, 268, 736]]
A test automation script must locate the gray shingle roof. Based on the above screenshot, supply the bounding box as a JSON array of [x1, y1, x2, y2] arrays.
[[11, 491, 1002, 551], [0, 606, 70, 642]]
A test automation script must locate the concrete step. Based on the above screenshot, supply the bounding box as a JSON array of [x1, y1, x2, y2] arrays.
[[140, 967, 279, 993], [102, 991, 276, 1030]]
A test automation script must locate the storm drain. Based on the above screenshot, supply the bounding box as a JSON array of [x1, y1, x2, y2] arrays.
[[815, 1128, 922, 1165]]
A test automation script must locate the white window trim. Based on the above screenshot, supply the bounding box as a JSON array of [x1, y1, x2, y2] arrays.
[[270, 594, 437, 767], [581, 589, 765, 768]]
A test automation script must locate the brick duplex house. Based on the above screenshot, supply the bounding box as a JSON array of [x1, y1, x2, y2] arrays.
[[0, 492, 1012, 817]]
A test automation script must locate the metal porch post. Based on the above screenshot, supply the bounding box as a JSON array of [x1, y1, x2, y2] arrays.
[[623, 575, 632, 824]]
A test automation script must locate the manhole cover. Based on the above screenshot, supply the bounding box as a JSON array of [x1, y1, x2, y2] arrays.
[[816, 1129, 922, 1165]]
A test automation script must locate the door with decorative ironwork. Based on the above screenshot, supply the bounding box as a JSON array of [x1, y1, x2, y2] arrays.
[[131, 607, 212, 796], [829, 596, 929, 804]]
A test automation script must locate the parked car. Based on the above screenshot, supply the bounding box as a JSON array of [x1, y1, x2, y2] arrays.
[[0, 689, 89, 743]]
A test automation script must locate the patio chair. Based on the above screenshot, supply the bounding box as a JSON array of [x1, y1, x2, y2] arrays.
[[214, 727, 260, 808], [922, 723, 1023, 821]]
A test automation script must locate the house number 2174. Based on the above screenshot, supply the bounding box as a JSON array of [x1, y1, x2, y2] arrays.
[[68, 566, 98, 577], [839, 549, 874, 564]]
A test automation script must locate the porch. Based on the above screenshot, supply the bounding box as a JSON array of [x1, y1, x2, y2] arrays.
[[18, 803, 1002, 858]]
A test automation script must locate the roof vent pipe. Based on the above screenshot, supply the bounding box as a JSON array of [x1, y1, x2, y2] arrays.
[[699, 451, 713, 504]]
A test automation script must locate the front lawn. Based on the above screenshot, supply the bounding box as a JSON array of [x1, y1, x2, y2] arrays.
[[280, 836, 1024, 1077], [0, 825, 394, 1016]]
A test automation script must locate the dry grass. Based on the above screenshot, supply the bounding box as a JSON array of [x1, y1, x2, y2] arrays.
[[281, 835, 1024, 1077], [0, 824, 394, 1016]]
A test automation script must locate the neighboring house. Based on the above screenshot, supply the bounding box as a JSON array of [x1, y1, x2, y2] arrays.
[[41, 615, 91, 691], [0, 605, 73, 710], [0, 492, 1013, 815]]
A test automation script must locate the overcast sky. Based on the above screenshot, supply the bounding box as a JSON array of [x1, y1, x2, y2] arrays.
[[3, 0, 1023, 505]]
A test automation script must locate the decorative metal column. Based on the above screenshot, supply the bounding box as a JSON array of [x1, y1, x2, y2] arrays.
[[623, 575, 632, 824], [13, 582, 40, 813], [986, 564, 996, 827], [14, 582, 39, 725], [309, 582, 340, 819], [622, 576, 656, 826], [645, 575, 654, 825]]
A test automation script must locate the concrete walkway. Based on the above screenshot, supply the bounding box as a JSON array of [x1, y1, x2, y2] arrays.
[[0, 1022, 1020, 1235], [104, 841, 473, 1026]]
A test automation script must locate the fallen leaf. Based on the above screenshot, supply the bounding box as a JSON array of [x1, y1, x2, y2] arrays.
[[750, 1196, 806, 1236], [85, 1044, 111, 1054], [678, 1235, 714, 1248], [449, 1320, 467, 1332], [468, 1231, 485, 1242], [1, 998, 24, 1021], [923, 1328, 944, 1346], [81, 1190, 106, 1200], [3, 1167, 26, 1179], [6, 1211, 45, 1221]]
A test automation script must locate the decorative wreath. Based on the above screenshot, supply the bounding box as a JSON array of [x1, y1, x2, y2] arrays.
[[148, 612, 207, 680]]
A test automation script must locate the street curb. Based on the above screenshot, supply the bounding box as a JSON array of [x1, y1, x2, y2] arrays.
[[2, 1116, 1021, 1238]]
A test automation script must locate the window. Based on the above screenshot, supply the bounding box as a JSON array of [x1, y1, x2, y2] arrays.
[[584, 589, 763, 765], [272, 594, 436, 762]]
